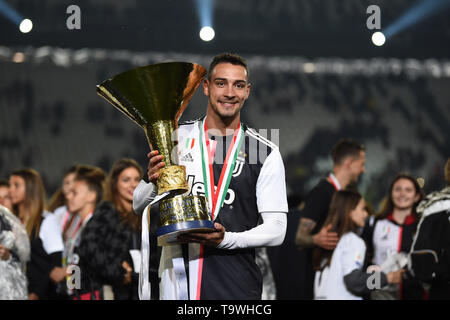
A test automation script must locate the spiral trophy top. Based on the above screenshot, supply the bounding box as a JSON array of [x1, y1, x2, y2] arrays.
[[96, 62, 207, 193], [96, 61, 207, 131]]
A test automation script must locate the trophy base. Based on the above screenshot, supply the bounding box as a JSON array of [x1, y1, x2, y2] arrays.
[[157, 220, 215, 246]]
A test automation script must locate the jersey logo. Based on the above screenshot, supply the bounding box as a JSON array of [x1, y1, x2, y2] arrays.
[[184, 138, 196, 150], [232, 157, 245, 177], [381, 225, 391, 240], [355, 252, 363, 268], [180, 152, 194, 162], [187, 175, 235, 206]]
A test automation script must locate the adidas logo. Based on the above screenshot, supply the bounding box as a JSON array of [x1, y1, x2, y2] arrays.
[[181, 153, 194, 162]]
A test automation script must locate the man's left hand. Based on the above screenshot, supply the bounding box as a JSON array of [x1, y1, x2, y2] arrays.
[[177, 222, 225, 247]]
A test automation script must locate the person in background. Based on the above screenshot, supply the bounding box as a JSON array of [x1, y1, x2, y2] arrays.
[[0, 179, 13, 211], [48, 165, 79, 214], [0, 204, 30, 300], [69, 165, 134, 299], [9, 168, 64, 300], [362, 173, 425, 300], [295, 139, 366, 298], [45, 165, 88, 299], [313, 190, 403, 300], [409, 158, 450, 299], [105, 158, 143, 300]]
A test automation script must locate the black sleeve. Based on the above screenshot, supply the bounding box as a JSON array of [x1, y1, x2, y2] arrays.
[[361, 216, 376, 269], [301, 182, 334, 230], [27, 233, 51, 298], [343, 269, 388, 296], [436, 211, 450, 281], [49, 251, 63, 269]]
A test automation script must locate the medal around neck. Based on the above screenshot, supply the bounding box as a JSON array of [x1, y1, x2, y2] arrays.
[[96, 62, 214, 246]]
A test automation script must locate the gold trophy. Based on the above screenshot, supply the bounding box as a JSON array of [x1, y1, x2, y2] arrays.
[[96, 62, 213, 245]]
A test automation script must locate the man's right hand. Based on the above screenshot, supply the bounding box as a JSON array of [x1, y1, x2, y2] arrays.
[[49, 267, 67, 283], [147, 150, 165, 184], [312, 224, 339, 250], [386, 269, 404, 284]]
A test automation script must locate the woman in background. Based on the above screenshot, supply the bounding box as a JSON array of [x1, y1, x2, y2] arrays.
[[313, 190, 402, 300], [9, 168, 64, 300], [48, 165, 79, 214], [104, 158, 143, 300], [363, 173, 425, 300]]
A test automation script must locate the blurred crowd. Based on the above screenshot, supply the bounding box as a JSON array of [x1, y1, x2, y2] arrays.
[[0, 158, 143, 300]]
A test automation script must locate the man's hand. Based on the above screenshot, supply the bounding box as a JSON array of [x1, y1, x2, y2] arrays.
[[146, 150, 165, 184], [122, 261, 133, 284], [312, 224, 339, 250], [49, 267, 67, 283], [28, 293, 39, 300], [177, 222, 225, 247], [0, 245, 11, 261], [386, 269, 405, 284]]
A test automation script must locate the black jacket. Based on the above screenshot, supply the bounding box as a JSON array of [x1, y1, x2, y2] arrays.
[[75, 201, 140, 299]]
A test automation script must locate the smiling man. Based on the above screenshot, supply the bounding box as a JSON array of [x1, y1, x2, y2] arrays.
[[133, 53, 288, 300]]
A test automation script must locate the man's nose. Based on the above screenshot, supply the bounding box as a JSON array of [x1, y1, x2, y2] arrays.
[[224, 84, 235, 98]]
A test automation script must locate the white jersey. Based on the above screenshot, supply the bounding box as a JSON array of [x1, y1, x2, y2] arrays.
[[39, 210, 64, 255], [314, 232, 366, 300]]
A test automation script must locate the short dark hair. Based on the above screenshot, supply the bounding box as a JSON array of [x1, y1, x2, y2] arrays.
[[331, 139, 365, 165], [74, 165, 106, 205], [207, 53, 249, 80], [0, 179, 9, 187]]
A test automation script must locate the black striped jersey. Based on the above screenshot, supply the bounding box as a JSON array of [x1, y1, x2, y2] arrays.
[[167, 118, 288, 300]]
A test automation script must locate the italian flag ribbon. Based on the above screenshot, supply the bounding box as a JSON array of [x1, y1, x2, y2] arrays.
[[195, 118, 244, 299], [199, 118, 244, 220]]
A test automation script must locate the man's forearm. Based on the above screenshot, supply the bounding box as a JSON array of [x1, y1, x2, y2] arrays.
[[217, 212, 287, 250], [295, 218, 316, 248], [296, 233, 315, 248]]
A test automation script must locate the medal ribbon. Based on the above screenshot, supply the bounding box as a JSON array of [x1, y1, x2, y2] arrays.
[[199, 118, 244, 220], [195, 118, 244, 300], [328, 173, 342, 191]]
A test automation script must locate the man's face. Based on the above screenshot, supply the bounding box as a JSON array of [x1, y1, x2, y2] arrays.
[[62, 172, 76, 198], [349, 150, 366, 183], [67, 180, 95, 214], [203, 62, 250, 121]]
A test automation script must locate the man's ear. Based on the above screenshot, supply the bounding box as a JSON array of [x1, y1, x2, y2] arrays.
[[203, 79, 209, 96], [86, 189, 97, 205], [343, 156, 353, 170], [245, 83, 251, 99]]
